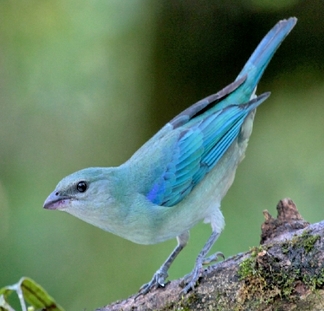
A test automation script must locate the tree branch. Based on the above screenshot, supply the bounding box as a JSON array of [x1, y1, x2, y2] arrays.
[[97, 199, 324, 311]]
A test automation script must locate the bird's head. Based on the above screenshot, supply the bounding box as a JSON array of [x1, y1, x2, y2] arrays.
[[43, 167, 115, 215]]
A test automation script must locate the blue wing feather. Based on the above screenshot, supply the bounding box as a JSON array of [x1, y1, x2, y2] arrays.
[[145, 17, 296, 207], [147, 93, 269, 206]]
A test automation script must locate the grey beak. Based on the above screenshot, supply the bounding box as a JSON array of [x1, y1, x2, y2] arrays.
[[43, 191, 70, 210]]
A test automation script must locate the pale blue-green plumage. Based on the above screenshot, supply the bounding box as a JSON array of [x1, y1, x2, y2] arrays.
[[145, 96, 266, 206], [44, 18, 297, 294]]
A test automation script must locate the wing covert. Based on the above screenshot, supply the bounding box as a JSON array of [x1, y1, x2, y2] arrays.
[[146, 93, 270, 207]]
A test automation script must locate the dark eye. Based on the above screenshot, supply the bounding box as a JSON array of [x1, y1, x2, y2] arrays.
[[76, 181, 87, 193]]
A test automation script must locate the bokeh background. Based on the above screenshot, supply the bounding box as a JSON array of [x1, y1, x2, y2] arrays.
[[1, 1, 324, 310]]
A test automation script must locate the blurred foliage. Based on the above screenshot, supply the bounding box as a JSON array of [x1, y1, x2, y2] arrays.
[[0, 277, 63, 311], [0, 0, 324, 310]]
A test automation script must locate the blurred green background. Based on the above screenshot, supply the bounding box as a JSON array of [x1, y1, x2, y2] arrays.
[[1, 1, 324, 310]]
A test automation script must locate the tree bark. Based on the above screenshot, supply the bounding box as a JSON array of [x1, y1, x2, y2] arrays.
[[97, 199, 324, 311]]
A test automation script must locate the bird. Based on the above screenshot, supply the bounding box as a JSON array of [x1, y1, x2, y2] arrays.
[[43, 17, 297, 295]]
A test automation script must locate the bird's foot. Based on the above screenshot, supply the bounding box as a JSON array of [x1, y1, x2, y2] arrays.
[[180, 251, 224, 294], [134, 269, 168, 300], [180, 263, 202, 294], [202, 251, 225, 265]]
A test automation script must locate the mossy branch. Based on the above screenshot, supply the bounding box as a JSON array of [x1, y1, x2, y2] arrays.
[[97, 199, 324, 311]]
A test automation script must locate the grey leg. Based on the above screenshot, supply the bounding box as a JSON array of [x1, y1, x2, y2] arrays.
[[182, 230, 222, 294], [136, 231, 189, 297]]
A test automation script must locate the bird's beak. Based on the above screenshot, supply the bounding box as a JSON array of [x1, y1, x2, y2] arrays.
[[43, 191, 71, 210]]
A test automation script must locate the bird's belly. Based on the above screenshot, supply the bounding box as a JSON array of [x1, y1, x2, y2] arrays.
[[132, 136, 248, 244]]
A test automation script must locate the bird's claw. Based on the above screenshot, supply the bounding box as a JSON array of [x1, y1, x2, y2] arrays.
[[180, 264, 201, 294], [180, 251, 225, 294], [134, 269, 168, 300], [202, 251, 224, 265]]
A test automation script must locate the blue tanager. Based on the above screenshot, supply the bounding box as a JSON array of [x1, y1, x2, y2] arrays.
[[44, 18, 297, 295]]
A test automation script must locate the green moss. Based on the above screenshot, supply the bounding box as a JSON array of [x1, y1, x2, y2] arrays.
[[237, 230, 323, 309], [159, 230, 322, 310], [162, 291, 200, 311], [238, 246, 265, 280], [283, 229, 320, 254], [299, 230, 320, 253]]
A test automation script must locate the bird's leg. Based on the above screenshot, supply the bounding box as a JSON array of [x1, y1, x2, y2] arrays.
[[181, 230, 222, 294], [136, 231, 189, 297]]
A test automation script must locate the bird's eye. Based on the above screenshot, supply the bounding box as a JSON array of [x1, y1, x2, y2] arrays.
[[76, 181, 87, 193]]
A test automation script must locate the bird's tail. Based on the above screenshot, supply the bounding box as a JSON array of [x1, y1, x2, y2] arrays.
[[217, 17, 296, 110], [236, 17, 296, 86]]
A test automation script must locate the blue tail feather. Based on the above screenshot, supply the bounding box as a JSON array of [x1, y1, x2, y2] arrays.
[[216, 17, 297, 110], [236, 17, 297, 85]]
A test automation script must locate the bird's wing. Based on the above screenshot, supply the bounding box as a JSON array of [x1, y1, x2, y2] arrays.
[[146, 91, 270, 207]]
